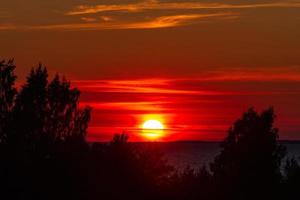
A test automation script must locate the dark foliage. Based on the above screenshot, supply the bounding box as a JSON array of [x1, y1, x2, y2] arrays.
[[284, 157, 300, 199], [0, 60, 17, 142], [0, 61, 174, 200], [0, 61, 299, 200], [87, 133, 173, 200], [166, 166, 213, 200], [0, 61, 91, 200], [210, 108, 286, 200]]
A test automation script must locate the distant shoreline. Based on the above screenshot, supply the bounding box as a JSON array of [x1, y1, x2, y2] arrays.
[[89, 140, 300, 144]]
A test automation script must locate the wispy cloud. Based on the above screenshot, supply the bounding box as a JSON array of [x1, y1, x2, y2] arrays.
[[72, 67, 300, 99], [1, 13, 231, 31], [100, 16, 113, 22], [73, 78, 230, 95], [80, 17, 97, 22], [80, 101, 170, 111], [198, 66, 300, 82], [112, 13, 230, 29], [66, 1, 300, 15]]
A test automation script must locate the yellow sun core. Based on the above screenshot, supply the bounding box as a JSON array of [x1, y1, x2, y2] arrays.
[[142, 119, 164, 140], [142, 120, 164, 130]]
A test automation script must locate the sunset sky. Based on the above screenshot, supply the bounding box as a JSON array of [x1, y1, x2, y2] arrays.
[[1, 0, 300, 141]]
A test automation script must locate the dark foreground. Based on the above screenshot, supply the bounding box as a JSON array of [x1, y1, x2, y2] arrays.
[[1, 134, 300, 200], [132, 141, 300, 171], [1, 62, 300, 200]]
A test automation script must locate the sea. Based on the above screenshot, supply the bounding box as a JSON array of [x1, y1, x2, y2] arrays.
[[157, 141, 300, 171]]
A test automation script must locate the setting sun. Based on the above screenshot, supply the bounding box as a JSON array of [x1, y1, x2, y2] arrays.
[[142, 120, 164, 130], [141, 119, 165, 140]]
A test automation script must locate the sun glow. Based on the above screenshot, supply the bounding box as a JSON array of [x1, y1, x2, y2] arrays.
[[141, 118, 165, 140], [143, 120, 164, 130]]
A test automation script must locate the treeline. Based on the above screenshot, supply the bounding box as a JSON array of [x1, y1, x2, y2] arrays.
[[0, 60, 300, 200]]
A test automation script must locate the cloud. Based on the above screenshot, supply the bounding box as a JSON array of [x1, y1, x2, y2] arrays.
[[81, 16, 114, 23], [113, 13, 230, 29], [72, 78, 232, 96], [100, 16, 113, 22], [198, 66, 300, 82], [66, 1, 300, 15], [80, 101, 170, 111], [80, 17, 97, 22], [72, 66, 300, 96], [4, 12, 232, 31]]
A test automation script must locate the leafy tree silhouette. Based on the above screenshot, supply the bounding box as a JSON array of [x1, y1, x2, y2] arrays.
[[10, 65, 49, 146], [0, 61, 175, 200], [284, 157, 300, 199], [88, 133, 173, 200], [9, 65, 91, 146], [210, 107, 286, 200], [167, 165, 213, 200], [0, 60, 17, 143], [0, 62, 91, 200], [2, 60, 300, 200]]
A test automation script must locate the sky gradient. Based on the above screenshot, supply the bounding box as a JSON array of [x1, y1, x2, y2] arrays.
[[1, 0, 300, 141]]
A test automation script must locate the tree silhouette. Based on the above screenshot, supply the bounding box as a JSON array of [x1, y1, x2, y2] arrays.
[[10, 65, 48, 145], [9, 65, 91, 146], [284, 157, 300, 199], [168, 166, 213, 200], [0, 62, 91, 200], [88, 133, 173, 200], [0, 60, 17, 143], [210, 107, 286, 200], [2, 60, 300, 200]]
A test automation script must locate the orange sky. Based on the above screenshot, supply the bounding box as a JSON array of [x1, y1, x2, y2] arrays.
[[1, 0, 300, 141]]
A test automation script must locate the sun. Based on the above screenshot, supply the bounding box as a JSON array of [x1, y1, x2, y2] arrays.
[[141, 119, 165, 140], [142, 120, 164, 130]]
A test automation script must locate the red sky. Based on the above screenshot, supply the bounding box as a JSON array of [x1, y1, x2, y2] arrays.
[[73, 71, 300, 141], [1, 0, 300, 141]]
